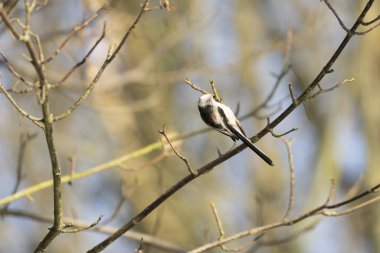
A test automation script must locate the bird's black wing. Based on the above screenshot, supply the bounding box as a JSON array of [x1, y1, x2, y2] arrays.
[[198, 104, 235, 139], [217, 107, 274, 166]]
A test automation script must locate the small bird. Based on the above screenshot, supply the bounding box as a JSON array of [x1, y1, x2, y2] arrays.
[[198, 94, 274, 166]]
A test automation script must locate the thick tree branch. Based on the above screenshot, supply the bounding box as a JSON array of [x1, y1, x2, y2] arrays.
[[87, 1, 376, 252], [189, 183, 380, 253]]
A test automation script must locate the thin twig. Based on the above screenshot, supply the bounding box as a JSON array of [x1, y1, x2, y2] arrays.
[[159, 124, 197, 176], [241, 27, 293, 120], [1, 208, 187, 253], [209, 78, 221, 102], [323, 179, 336, 206], [258, 221, 318, 246], [5, 80, 34, 94], [3, 132, 37, 211], [43, 4, 108, 63], [355, 22, 380, 35], [280, 137, 295, 220], [184, 78, 208, 95], [307, 78, 354, 100], [101, 195, 126, 225], [53, 0, 147, 123], [288, 83, 297, 105], [56, 22, 106, 86], [0, 76, 44, 128], [342, 173, 366, 200], [0, 50, 34, 87], [67, 150, 76, 186], [0, 8, 21, 39], [266, 118, 298, 138], [62, 215, 103, 233], [322, 0, 349, 32], [135, 238, 144, 253], [361, 14, 380, 26], [209, 202, 250, 252], [88, 2, 377, 252], [322, 0, 380, 35], [189, 182, 380, 253]]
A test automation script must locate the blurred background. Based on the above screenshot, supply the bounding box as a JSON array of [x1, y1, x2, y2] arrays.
[[0, 0, 379, 252]]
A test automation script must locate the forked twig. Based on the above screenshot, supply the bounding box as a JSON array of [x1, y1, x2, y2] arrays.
[[307, 78, 354, 100], [53, 0, 147, 123], [62, 215, 103, 233], [184, 78, 208, 95], [0, 76, 43, 128], [56, 22, 107, 86], [43, 4, 108, 63], [266, 118, 298, 138]]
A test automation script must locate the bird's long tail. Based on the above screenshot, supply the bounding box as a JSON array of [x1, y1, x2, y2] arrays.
[[229, 127, 274, 166]]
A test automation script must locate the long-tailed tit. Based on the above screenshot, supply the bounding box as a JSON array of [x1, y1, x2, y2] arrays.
[[198, 94, 274, 166]]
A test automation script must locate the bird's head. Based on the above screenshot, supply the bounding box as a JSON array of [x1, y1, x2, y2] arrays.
[[198, 94, 214, 107]]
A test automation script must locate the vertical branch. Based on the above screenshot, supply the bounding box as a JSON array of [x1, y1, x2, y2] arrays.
[[280, 137, 295, 220], [2, 132, 37, 211]]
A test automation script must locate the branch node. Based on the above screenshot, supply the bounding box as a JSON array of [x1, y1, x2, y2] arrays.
[[322, 0, 349, 32], [266, 118, 298, 138], [62, 214, 103, 233], [209, 78, 221, 102], [288, 83, 297, 105]]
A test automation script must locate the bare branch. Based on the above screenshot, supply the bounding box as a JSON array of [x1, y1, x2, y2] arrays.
[[184, 78, 208, 95], [288, 83, 297, 105], [55, 22, 107, 88], [101, 195, 126, 225], [2, 132, 37, 211], [53, 0, 148, 123], [135, 238, 144, 253], [0, 50, 34, 87], [280, 137, 295, 220], [355, 22, 380, 35], [62, 215, 103, 233], [210, 202, 251, 252], [67, 150, 76, 186], [43, 4, 108, 63], [0, 8, 21, 39], [189, 182, 380, 253], [266, 118, 298, 138], [0, 77, 44, 128], [322, 194, 380, 217], [209, 78, 222, 102], [307, 77, 354, 100], [258, 221, 318, 247], [361, 14, 380, 26], [210, 202, 224, 239], [1, 208, 187, 253], [323, 179, 336, 205], [241, 27, 293, 120], [89, 2, 377, 252], [322, 0, 349, 32], [160, 124, 197, 176]]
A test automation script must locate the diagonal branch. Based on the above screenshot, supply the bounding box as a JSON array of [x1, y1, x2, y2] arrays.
[[0, 50, 34, 87], [322, 0, 349, 32], [159, 124, 197, 175], [56, 22, 107, 87], [53, 0, 148, 122], [189, 183, 380, 253], [87, 1, 376, 252], [1, 208, 187, 253], [43, 4, 108, 64], [0, 78, 44, 128]]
